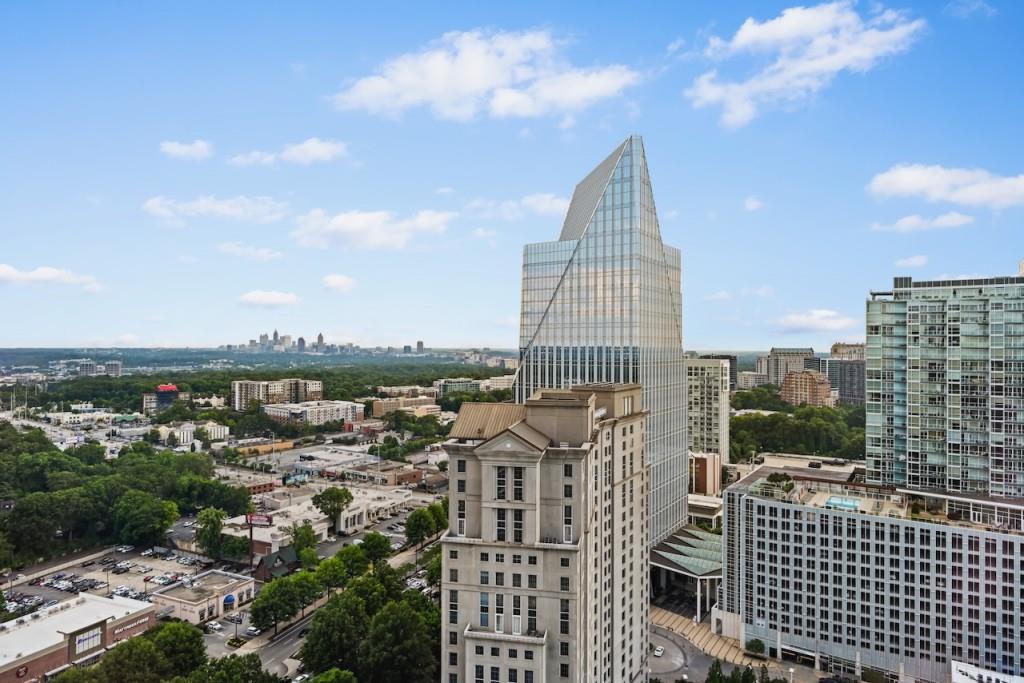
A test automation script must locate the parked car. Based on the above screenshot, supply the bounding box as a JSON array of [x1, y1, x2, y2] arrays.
[[245, 626, 262, 636], [81, 560, 95, 567], [653, 646, 665, 657], [206, 622, 224, 633]]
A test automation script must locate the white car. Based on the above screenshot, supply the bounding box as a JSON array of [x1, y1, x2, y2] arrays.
[[653, 646, 665, 658]]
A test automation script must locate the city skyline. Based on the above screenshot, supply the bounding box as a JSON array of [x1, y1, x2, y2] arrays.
[[3, 2, 1022, 351]]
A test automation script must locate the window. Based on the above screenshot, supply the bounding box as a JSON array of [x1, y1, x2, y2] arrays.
[[496, 509, 507, 542], [563, 484, 572, 498], [475, 665, 484, 683], [559, 641, 569, 656], [560, 663, 569, 678], [480, 571, 489, 585], [449, 653, 458, 666], [527, 596, 537, 633], [512, 554, 522, 564], [513, 467, 524, 501], [560, 557, 569, 568], [480, 593, 489, 627], [450, 675, 458, 683], [528, 556, 537, 566], [495, 553, 504, 563], [449, 590, 458, 624], [509, 648, 518, 659], [560, 577, 570, 592], [475, 646, 484, 655], [495, 594, 504, 632], [512, 574, 521, 588], [457, 500, 466, 536], [559, 599, 569, 634], [496, 466, 507, 500], [449, 631, 458, 645], [525, 651, 534, 661], [495, 572, 504, 586], [563, 505, 573, 543], [490, 668, 500, 683], [449, 549, 459, 560], [509, 670, 518, 683], [525, 672, 534, 683], [457, 480, 466, 493], [457, 459, 466, 473], [449, 568, 458, 582], [512, 595, 522, 634], [513, 509, 524, 543], [563, 463, 572, 477], [481, 552, 489, 562], [528, 574, 537, 589]]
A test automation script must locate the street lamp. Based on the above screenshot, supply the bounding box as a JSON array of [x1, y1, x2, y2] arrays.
[[788, 667, 795, 683]]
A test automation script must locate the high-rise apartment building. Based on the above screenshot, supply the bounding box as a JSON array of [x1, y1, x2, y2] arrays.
[[804, 356, 866, 405], [779, 370, 835, 407], [514, 135, 687, 543], [230, 379, 323, 411], [831, 342, 866, 361], [766, 348, 815, 387], [441, 384, 649, 683], [866, 272, 1024, 496], [701, 354, 738, 391], [685, 358, 730, 462]]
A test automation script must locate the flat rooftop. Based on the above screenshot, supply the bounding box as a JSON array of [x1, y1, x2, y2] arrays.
[[153, 570, 250, 604], [0, 594, 150, 662]]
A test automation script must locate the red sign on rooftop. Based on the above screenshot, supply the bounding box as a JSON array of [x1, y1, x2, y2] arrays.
[[157, 384, 178, 391]]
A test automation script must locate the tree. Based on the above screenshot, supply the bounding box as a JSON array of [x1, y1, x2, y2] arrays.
[[314, 670, 358, 683], [315, 555, 348, 594], [291, 570, 324, 617], [95, 636, 170, 683], [437, 460, 447, 473], [113, 490, 178, 546], [187, 653, 285, 682], [425, 553, 441, 588], [311, 486, 353, 531], [706, 660, 725, 683], [358, 602, 436, 683], [404, 508, 436, 547], [336, 544, 369, 582], [54, 669, 100, 683], [345, 574, 389, 617], [300, 547, 321, 569], [250, 577, 301, 634], [745, 638, 765, 655], [300, 591, 370, 674], [151, 621, 207, 676], [360, 531, 391, 563], [288, 522, 317, 554], [426, 502, 446, 531], [194, 507, 227, 559]]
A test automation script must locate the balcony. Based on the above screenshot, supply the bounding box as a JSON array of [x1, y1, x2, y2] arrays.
[[464, 623, 547, 645]]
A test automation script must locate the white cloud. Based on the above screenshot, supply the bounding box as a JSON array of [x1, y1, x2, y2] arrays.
[[0, 264, 102, 292], [216, 242, 283, 261], [238, 290, 299, 308], [744, 196, 764, 211], [322, 274, 357, 292], [292, 209, 456, 249], [468, 193, 570, 221], [664, 209, 680, 220], [159, 139, 212, 160], [666, 37, 686, 55], [280, 138, 348, 164], [868, 163, 1024, 209], [686, 2, 925, 127], [895, 254, 928, 268], [229, 150, 277, 166], [143, 195, 288, 224], [870, 211, 975, 232], [332, 29, 639, 122], [705, 285, 775, 302], [944, 0, 996, 18], [705, 290, 732, 301], [777, 308, 856, 332], [435, 186, 455, 195]]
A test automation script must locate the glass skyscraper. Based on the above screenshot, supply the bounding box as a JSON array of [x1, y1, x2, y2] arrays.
[[514, 135, 688, 543]]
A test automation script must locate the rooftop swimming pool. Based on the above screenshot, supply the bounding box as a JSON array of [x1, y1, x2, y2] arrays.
[[825, 496, 860, 511]]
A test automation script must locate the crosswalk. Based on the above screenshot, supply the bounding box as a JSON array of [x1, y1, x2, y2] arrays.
[[650, 607, 760, 667]]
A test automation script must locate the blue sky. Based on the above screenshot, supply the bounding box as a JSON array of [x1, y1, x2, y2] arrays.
[[1, 1, 1021, 350]]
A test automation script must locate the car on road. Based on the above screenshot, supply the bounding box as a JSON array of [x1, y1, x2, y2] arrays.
[[245, 626, 262, 636], [206, 622, 224, 633], [292, 675, 310, 683], [653, 646, 665, 657], [81, 560, 95, 567], [225, 612, 243, 624]]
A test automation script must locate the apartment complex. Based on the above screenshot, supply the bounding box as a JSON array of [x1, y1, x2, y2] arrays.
[[441, 384, 649, 683], [141, 383, 189, 415], [685, 358, 731, 462], [766, 348, 816, 387], [780, 370, 835, 407], [261, 400, 363, 426], [701, 354, 738, 391], [514, 135, 687, 543], [370, 395, 437, 418], [866, 272, 1024, 496], [738, 371, 769, 390], [230, 379, 323, 411], [716, 466, 1024, 681], [831, 342, 866, 361], [804, 357, 867, 406]]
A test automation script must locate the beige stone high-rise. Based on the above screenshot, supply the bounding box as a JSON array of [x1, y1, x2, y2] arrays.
[[684, 358, 730, 463], [441, 384, 649, 683]]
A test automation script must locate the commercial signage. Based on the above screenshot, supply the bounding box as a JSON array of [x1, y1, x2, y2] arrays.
[[246, 514, 273, 527]]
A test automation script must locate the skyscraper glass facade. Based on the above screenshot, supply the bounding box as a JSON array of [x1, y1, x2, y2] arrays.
[[515, 135, 687, 543]]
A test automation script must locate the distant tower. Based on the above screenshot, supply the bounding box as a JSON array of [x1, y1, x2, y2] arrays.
[[297, 337, 306, 352], [272, 329, 279, 344], [317, 332, 324, 350], [416, 340, 424, 354]]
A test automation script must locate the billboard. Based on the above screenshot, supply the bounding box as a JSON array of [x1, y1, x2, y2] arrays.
[[246, 514, 273, 527]]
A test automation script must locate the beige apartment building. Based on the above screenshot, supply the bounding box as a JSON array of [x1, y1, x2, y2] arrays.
[[441, 384, 649, 683], [685, 358, 730, 463], [230, 379, 322, 411], [370, 395, 436, 418], [779, 369, 834, 407]]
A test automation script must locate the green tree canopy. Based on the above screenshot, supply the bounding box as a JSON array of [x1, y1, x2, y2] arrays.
[[404, 508, 436, 547], [359, 531, 391, 564], [358, 601, 437, 683], [113, 490, 178, 546], [151, 621, 207, 676], [311, 487, 353, 530]]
